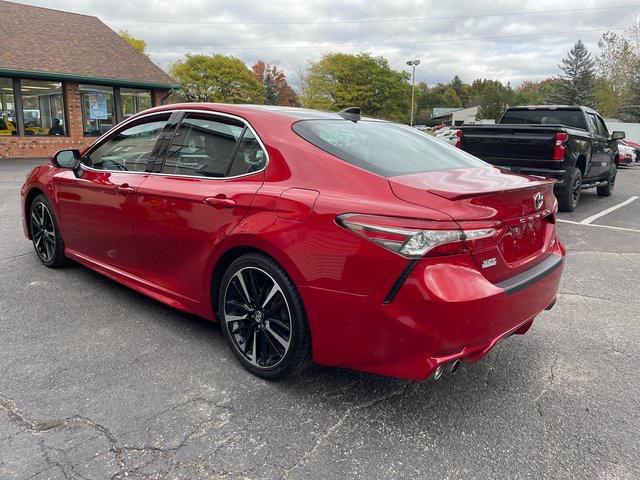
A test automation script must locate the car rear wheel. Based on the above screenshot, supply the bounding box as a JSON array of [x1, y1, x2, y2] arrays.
[[30, 194, 67, 268], [218, 253, 311, 380], [558, 167, 582, 212], [597, 164, 617, 197]]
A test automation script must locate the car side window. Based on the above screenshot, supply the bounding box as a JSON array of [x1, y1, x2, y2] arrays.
[[162, 114, 244, 178], [226, 129, 267, 177], [587, 113, 608, 138], [595, 116, 609, 138], [84, 116, 169, 172], [586, 114, 599, 136]]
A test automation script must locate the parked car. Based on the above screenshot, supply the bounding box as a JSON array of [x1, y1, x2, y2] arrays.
[[0, 118, 16, 135], [620, 140, 640, 164], [622, 139, 640, 156], [21, 104, 565, 381], [436, 128, 460, 145], [617, 142, 636, 165], [458, 105, 625, 211]]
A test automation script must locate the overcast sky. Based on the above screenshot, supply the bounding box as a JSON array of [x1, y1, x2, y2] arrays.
[[12, 0, 640, 88]]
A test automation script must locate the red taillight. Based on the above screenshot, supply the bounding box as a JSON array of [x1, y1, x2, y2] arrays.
[[454, 129, 463, 148], [337, 214, 502, 258], [552, 132, 569, 161]]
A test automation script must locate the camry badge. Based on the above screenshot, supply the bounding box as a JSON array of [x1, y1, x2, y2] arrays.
[[533, 192, 544, 210]]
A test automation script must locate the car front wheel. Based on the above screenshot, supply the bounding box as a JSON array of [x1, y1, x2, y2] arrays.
[[218, 253, 311, 380], [29, 194, 67, 268]]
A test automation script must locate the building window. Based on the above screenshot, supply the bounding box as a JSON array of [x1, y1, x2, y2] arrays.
[[0, 78, 17, 136], [80, 84, 115, 137], [20, 80, 66, 136], [121, 88, 152, 119]]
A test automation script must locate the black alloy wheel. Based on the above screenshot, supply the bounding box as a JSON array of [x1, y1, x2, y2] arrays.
[[219, 254, 311, 379], [29, 194, 67, 267]]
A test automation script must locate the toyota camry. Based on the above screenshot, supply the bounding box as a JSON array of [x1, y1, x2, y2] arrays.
[[21, 104, 565, 380]]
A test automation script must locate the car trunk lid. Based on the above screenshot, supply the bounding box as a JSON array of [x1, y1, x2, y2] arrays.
[[389, 167, 557, 283]]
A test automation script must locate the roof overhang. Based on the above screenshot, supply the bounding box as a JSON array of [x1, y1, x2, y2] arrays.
[[0, 68, 180, 90]]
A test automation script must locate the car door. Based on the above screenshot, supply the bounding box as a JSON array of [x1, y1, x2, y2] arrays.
[[586, 113, 609, 179], [54, 113, 173, 277], [594, 114, 616, 176], [134, 111, 267, 301]]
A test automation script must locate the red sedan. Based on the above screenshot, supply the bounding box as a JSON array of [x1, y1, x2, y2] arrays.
[[20, 104, 565, 380]]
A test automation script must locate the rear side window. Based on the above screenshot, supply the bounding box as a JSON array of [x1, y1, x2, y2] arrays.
[[500, 109, 587, 130], [292, 119, 488, 177], [226, 129, 267, 177], [162, 114, 244, 177]]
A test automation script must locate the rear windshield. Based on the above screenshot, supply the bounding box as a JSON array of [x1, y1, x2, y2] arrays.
[[500, 109, 587, 130], [292, 119, 489, 177]]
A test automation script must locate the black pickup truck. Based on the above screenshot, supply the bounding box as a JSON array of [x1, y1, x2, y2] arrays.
[[458, 105, 625, 211]]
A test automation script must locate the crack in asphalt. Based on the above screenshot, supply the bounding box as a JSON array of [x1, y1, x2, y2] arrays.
[[281, 384, 412, 479], [557, 291, 625, 304], [0, 392, 241, 479], [534, 356, 558, 420]]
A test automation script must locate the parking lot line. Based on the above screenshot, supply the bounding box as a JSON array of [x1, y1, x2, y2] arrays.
[[557, 218, 640, 233], [578, 196, 638, 225]]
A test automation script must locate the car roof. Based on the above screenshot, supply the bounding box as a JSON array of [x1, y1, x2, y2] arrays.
[[140, 103, 386, 123]]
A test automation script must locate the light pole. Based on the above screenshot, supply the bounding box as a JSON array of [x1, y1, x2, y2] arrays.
[[406, 59, 420, 126]]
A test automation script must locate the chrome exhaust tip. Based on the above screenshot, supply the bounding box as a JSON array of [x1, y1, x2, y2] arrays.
[[432, 365, 444, 381], [449, 359, 461, 376]]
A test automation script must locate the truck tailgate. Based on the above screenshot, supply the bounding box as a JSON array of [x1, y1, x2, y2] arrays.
[[460, 126, 557, 161]]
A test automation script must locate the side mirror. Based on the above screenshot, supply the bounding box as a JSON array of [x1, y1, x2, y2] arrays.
[[612, 131, 625, 140], [51, 149, 82, 177]]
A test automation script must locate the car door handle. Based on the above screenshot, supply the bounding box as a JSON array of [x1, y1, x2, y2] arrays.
[[204, 196, 236, 208], [115, 184, 135, 195]]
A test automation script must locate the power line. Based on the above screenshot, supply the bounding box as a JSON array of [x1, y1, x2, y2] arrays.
[[104, 5, 640, 26], [184, 26, 626, 51]]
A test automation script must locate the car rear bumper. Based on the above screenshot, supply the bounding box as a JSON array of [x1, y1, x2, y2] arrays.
[[301, 238, 565, 380]]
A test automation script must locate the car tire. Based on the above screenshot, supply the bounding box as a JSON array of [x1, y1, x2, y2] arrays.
[[218, 253, 311, 380], [597, 163, 617, 197], [29, 194, 68, 268], [558, 167, 582, 212]]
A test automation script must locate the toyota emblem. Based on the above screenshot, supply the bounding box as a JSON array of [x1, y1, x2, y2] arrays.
[[533, 192, 544, 210]]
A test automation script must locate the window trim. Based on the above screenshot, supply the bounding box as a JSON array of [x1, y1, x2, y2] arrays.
[[79, 109, 270, 180]]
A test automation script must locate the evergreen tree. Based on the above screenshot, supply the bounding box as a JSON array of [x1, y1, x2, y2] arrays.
[[619, 69, 640, 121], [553, 40, 596, 106]]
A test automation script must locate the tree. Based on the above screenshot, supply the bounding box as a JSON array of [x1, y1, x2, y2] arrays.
[[251, 61, 299, 106], [468, 79, 514, 120], [619, 69, 640, 121], [553, 40, 596, 106], [118, 30, 147, 55], [595, 31, 638, 117], [170, 54, 264, 104], [300, 53, 411, 122], [512, 79, 558, 105], [449, 75, 469, 106]]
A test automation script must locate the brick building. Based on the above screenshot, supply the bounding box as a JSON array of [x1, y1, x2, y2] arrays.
[[0, 0, 178, 159]]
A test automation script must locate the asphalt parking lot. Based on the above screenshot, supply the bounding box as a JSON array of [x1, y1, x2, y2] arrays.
[[1, 159, 639, 480]]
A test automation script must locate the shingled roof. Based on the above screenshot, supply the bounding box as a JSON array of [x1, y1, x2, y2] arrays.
[[0, 0, 178, 88]]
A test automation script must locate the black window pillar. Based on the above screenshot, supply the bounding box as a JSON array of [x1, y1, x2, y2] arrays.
[[114, 87, 123, 124], [12, 78, 25, 136]]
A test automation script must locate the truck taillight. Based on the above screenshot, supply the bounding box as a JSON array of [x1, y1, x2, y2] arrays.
[[337, 214, 501, 258], [552, 132, 569, 161], [454, 129, 463, 148]]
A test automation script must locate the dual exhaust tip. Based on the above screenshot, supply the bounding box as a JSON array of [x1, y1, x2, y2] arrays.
[[432, 359, 461, 380]]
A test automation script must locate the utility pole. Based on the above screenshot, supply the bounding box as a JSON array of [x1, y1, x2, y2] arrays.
[[406, 59, 420, 126]]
